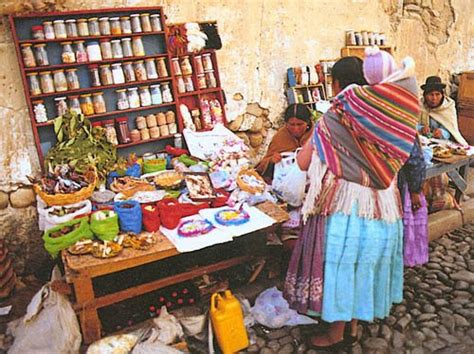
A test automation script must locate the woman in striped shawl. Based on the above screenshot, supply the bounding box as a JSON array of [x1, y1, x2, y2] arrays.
[[283, 56, 420, 350]]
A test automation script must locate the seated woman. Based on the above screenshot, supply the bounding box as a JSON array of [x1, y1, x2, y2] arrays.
[[255, 103, 313, 181]]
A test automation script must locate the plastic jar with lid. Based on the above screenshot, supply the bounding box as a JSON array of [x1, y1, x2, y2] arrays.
[[99, 64, 113, 86], [43, 21, 55, 39], [88, 18, 100, 36], [202, 53, 213, 71], [140, 128, 150, 141], [27, 72, 41, 96], [127, 87, 140, 108], [168, 123, 177, 135], [65, 68, 80, 90], [61, 42, 76, 63], [53, 20, 67, 39], [99, 39, 113, 60], [144, 58, 158, 79], [134, 60, 147, 81], [80, 94, 94, 115], [74, 41, 88, 63], [53, 70, 67, 92], [65, 19, 78, 38], [54, 96, 68, 116], [87, 41, 102, 62], [135, 116, 147, 130], [171, 58, 181, 75], [111, 39, 123, 59], [176, 75, 185, 93], [194, 55, 204, 75], [89, 65, 101, 87], [150, 14, 162, 32], [165, 110, 176, 124], [183, 75, 194, 92], [77, 19, 89, 37], [197, 74, 207, 89], [123, 61, 136, 82], [156, 112, 166, 126], [156, 58, 168, 77], [160, 82, 173, 103], [103, 120, 118, 145], [32, 25, 45, 40], [180, 56, 193, 75], [99, 17, 111, 36], [33, 44, 49, 66], [110, 17, 121, 35], [21, 44, 36, 68], [131, 36, 145, 57], [116, 89, 129, 110], [68, 95, 81, 114], [205, 70, 217, 88], [116, 117, 131, 144], [39, 71, 55, 93], [146, 114, 157, 128], [121, 38, 133, 58], [130, 129, 140, 142], [33, 100, 48, 123], [150, 84, 162, 105], [140, 13, 152, 32], [159, 125, 169, 137], [149, 126, 160, 139], [130, 14, 142, 33], [111, 63, 125, 84], [139, 86, 152, 107], [92, 92, 106, 114], [120, 16, 132, 34]]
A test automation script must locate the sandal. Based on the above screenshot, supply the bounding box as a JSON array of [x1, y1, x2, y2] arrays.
[[344, 324, 358, 346]]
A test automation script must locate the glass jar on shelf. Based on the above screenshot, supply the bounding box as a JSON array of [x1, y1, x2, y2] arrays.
[[130, 129, 140, 142], [144, 58, 158, 79], [150, 14, 162, 32], [20, 44, 36, 68], [111, 39, 123, 59], [176, 75, 185, 93], [32, 26, 45, 40], [149, 126, 160, 139], [39, 71, 55, 94], [65, 19, 78, 38], [99, 39, 113, 60], [68, 95, 81, 114], [120, 16, 132, 34], [127, 87, 140, 108], [33, 44, 49, 66], [156, 57, 168, 77], [159, 124, 169, 137], [111, 63, 125, 84], [166, 110, 176, 123], [54, 96, 68, 117], [121, 38, 133, 58], [156, 112, 166, 125], [168, 123, 177, 135], [60, 42, 76, 63], [92, 92, 106, 114], [99, 17, 111, 36], [160, 82, 173, 103], [122, 61, 136, 82], [43, 21, 55, 39], [131, 36, 145, 56], [130, 14, 142, 33], [140, 13, 152, 32], [86, 41, 102, 61], [205, 70, 217, 88], [194, 55, 204, 74], [146, 113, 157, 127], [136, 115, 147, 130], [74, 41, 88, 63], [99, 64, 113, 86], [87, 17, 100, 36], [139, 86, 152, 107], [116, 89, 129, 110], [33, 100, 48, 123], [77, 19, 89, 37], [103, 120, 118, 145], [53, 70, 67, 92], [116, 117, 131, 144], [27, 72, 41, 96], [53, 20, 67, 39], [171, 57, 181, 75], [89, 64, 101, 87], [184, 75, 194, 92], [202, 53, 213, 71], [197, 74, 207, 89], [150, 84, 162, 105], [140, 128, 150, 140], [80, 94, 94, 115], [133, 60, 147, 81], [180, 56, 193, 75], [110, 17, 121, 35], [65, 68, 80, 90]]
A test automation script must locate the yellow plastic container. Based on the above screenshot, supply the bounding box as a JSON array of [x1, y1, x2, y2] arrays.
[[210, 290, 249, 354]]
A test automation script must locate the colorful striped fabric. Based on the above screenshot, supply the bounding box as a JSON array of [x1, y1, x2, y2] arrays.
[[315, 83, 420, 189]]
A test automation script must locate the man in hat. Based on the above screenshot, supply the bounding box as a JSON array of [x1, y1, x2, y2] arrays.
[[420, 75, 468, 145]]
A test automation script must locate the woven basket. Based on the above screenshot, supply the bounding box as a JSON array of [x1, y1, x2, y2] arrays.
[[236, 169, 266, 194], [33, 166, 97, 206]]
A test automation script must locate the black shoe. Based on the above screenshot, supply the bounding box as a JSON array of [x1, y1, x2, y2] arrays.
[[306, 337, 346, 352], [343, 325, 358, 346]]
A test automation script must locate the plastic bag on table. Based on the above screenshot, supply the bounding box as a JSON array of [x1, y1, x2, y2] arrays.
[[7, 267, 81, 354]]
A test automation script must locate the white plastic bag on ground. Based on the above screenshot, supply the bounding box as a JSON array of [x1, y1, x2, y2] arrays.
[[87, 333, 139, 354], [7, 267, 81, 354], [250, 287, 317, 328], [272, 151, 306, 207], [151, 306, 184, 345], [132, 329, 183, 354]]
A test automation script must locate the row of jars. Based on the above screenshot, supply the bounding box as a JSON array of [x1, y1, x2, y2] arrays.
[[345, 30, 387, 46], [135, 111, 176, 130], [176, 70, 217, 93], [32, 13, 162, 41], [27, 69, 81, 95], [171, 53, 214, 76], [115, 83, 173, 111], [130, 122, 178, 142]]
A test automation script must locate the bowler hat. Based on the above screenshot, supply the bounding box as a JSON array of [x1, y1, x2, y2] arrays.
[[421, 76, 446, 93]]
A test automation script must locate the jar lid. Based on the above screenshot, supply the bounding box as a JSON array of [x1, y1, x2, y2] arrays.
[[65, 68, 77, 72], [116, 116, 128, 122], [116, 89, 126, 92], [53, 20, 65, 23], [26, 72, 38, 76], [32, 99, 44, 103], [204, 69, 215, 73], [110, 39, 121, 43], [60, 41, 72, 45], [121, 37, 131, 41], [80, 93, 92, 97], [139, 85, 149, 89], [32, 25, 44, 31], [202, 53, 211, 57], [99, 64, 111, 67], [150, 84, 161, 88], [33, 43, 46, 47], [68, 95, 79, 98], [99, 17, 109, 20], [52, 69, 65, 73], [132, 35, 142, 39], [140, 13, 150, 16], [128, 87, 138, 91], [74, 40, 85, 44], [54, 96, 67, 100], [77, 18, 87, 22], [174, 133, 182, 137], [197, 73, 205, 77], [123, 61, 133, 64], [99, 38, 110, 42], [120, 16, 130, 20], [103, 119, 114, 125], [21, 43, 33, 47], [91, 121, 103, 127], [110, 17, 120, 20], [130, 14, 140, 17], [43, 21, 52, 24], [88, 64, 99, 69], [65, 19, 77, 23], [135, 60, 144, 64], [111, 63, 122, 67], [130, 129, 139, 133], [92, 91, 103, 95], [144, 58, 155, 61], [41, 71, 52, 74], [150, 14, 160, 18], [87, 41, 99, 45], [88, 17, 99, 21]]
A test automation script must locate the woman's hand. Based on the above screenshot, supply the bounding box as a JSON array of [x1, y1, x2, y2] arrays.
[[271, 152, 282, 164], [410, 192, 422, 212], [421, 125, 430, 135], [433, 128, 443, 139]]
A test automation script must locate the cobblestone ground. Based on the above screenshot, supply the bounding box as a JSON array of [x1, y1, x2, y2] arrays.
[[242, 223, 474, 354]]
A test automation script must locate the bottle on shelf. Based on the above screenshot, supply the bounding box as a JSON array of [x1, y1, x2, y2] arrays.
[[123, 61, 136, 82], [33, 100, 48, 123], [116, 89, 130, 110], [65, 19, 78, 38], [53, 19, 67, 39], [43, 21, 55, 39], [61, 41, 76, 64], [111, 39, 124, 59], [140, 13, 152, 32], [77, 18, 89, 37], [116, 116, 131, 144], [130, 14, 142, 33], [150, 14, 162, 32], [89, 64, 101, 87], [31, 25, 45, 40], [33, 44, 49, 66], [54, 96, 68, 116], [87, 17, 100, 36], [110, 17, 122, 35], [80, 94, 94, 115], [74, 41, 88, 63], [92, 92, 106, 114], [53, 69, 68, 92], [20, 43, 36, 68], [39, 71, 54, 94], [121, 38, 133, 58], [120, 16, 132, 34], [86, 41, 102, 62], [99, 39, 113, 60], [127, 87, 140, 108], [27, 72, 41, 96], [99, 17, 111, 36], [68, 95, 81, 114]]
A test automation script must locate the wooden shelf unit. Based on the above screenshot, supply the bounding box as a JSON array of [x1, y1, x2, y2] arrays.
[[341, 45, 393, 60], [286, 83, 326, 110]]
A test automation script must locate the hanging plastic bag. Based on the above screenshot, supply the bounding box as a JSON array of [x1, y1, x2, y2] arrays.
[[44, 199, 92, 231], [272, 151, 297, 194], [272, 152, 306, 207]]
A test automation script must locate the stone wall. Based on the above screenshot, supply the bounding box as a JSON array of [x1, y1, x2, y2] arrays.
[[0, 0, 472, 274]]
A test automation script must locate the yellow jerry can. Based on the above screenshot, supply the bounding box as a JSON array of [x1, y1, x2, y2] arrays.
[[210, 290, 249, 354]]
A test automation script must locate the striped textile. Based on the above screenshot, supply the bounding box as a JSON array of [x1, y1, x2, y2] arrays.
[[314, 83, 420, 189]]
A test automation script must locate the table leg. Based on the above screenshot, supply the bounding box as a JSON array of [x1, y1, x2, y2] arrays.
[[454, 162, 470, 203], [73, 276, 101, 344]]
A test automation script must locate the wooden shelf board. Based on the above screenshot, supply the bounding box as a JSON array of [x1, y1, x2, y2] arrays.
[[117, 134, 173, 149], [18, 31, 165, 45]]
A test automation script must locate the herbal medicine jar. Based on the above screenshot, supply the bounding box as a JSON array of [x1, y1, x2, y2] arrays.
[[27, 72, 41, 96], [156, 58, 168, 77], [139, 86, 152, 107], [43, 21, 55, 39], [99, 39, 113, 60], [116, 117, 131, 144], [120, 16, 132, 34], [53, 20, 67, 39], [171, 58, 182, 75], [53, 70, 68, 92], [116, 89, 129, 110], [197, 74, 207, 89], [180, 56, 193, 75], [132, 36, 145, 56], [184, 75, 194, 92], [150, 84, 162, 105], [74, 41, 88, 63], [136, 115, 147, 130], [130, 14, 142, 33], [87, 41, 102, 62], [77, 19, 89, 37], [140, 128, 151, 141], [156, 112, 166, 126], [89, 65, 101, 87], [145, 58, 158, 79], [176, 75, 185, 94], [39, 71, 55, 94], [121, 38, 133, 58], [123, 61, 136, 82], [130, 129, 141, 142], [134, 60, 147, 81], [65, 19, 78, 38], [32, 26, 45, 40], [33, 44, 49, 66], [111, 63, 125, 84], [160, 82, 173, 103], [33, 100, 48, 123], [202, 53, 213, 71], [20, 44, 36, 68], [140, 13, 152, 32], [194, 55, 204, 75], [88, 18, 100, 36], [65, 68, 80, 90], [150, 14, 162, 32], [92, 92, 106, 114], [61, 42, 76, 63], [103, 120, 118, 145], [205, 70, 217, 88], [127, 87, 140, 108], [168, 123, 177, 135], [149, 126, 160, 139], [99, 17, 111, 36], [159, 124, 169, 137], [111, 40, 124, 59], [110, 17, 122, 35], [99, 64, 113, 86], [146, 113, 157, 128], [165, 110, 176, 124], [80, 94, 94, 115], [54, 96, 68, 116], [68, 95, 82, 114]]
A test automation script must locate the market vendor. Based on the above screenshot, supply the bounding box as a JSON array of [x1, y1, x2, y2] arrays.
[[419, 76, 468, 145], [255, 103, 313, 180]]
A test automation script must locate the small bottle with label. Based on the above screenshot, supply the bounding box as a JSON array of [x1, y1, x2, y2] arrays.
[[87, 18, 100, 36], [43, 21, 55, 39], [130, 14, 142, 33], [33, 44, 49, 66], [110, 17, 122, 35], [127, 87, 140, 108], [65, 19, 78, 38], [65, 68, 80, 90], [123, 61, 136, 82], [77, 19, 89, 37], [39, 71, 55, 93], [61, 41, 76, 63], [99, 17, 111, 36], [89, 64, 101, 87], [80, 94, 94, 115], [20, 44, 36, 68], [111, 39, 124, 59], [150, 14, 162, 31], [99, 39, 113, 60], [138, 86, 152, 107], [27, 72, 41, 96], [92, 92, 106, 114], [120, 16, 132, 34], [68, 95, 82, 114], [53, 20, 67, 39], [116, 89, 129, 110], [54, 96, 68, 117], [140, 13, 152, 32], [74, 41, 88, 63], [145, 58, 158, 79]]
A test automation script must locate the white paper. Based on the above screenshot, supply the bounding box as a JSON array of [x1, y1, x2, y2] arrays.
[[0, 305, 12, 316]]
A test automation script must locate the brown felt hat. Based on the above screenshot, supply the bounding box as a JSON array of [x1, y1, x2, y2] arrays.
[[421, 76, 446, 93]]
